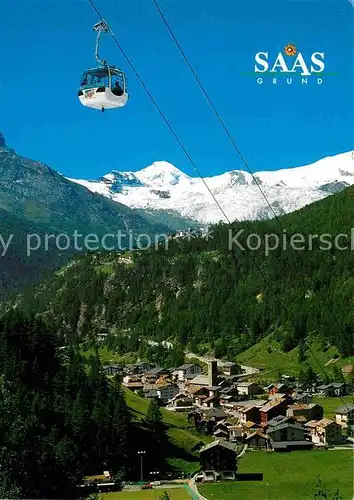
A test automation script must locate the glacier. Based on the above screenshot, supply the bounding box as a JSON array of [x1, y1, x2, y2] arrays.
[[67, 151, 354, 224]]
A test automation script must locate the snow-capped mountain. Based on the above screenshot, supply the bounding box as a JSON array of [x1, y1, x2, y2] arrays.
[[68, 151, 354, 224]]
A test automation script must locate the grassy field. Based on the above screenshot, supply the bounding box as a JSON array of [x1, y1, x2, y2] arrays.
[[123, 388, 211, 474], [199, 450, 353, 500], [236, 335, 353, 381], [81, 345, 138, 366], [101, 486, 192, 499]]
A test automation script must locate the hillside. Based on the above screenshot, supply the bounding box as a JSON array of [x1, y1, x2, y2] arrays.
[[0, 134, 173, 296], [13, 186, 354, 361], [235, 335, 354, 381], [122, 387, 210, 474]]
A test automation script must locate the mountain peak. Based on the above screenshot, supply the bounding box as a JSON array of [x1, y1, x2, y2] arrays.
[[134, 161, 188, 186]]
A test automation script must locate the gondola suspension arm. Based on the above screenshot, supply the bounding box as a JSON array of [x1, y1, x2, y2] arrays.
[[94, 20, 109, 66]]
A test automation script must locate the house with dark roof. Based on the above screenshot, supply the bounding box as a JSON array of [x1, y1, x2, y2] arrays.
[[219, 361, 241, 376], [305, 419, 344, 446], [286, 403, 323, 422], [235, 405, 260, 425], [173, 363, 203, 381], [201, 408, 228, 422], [245, 430, 270, 449], [335, 404, 354, 429], [199, 440, 238, 474], [259, 399, 288, 424], [267, 383, 289, 395], [262, 415, 296, 432], [267, 422, 313, 451], [236, 382, 262, 397]]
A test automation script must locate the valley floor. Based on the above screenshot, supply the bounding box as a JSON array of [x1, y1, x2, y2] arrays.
[[101, 486, 193, 499], [199, 450, 353, 500]]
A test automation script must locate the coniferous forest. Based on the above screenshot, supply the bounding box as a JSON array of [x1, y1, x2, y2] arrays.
[[0, 311, 175, 498], [14, 186, 354, 358], [1, 187, 353, 498]]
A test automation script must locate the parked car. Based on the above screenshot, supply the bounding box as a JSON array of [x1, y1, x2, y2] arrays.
[[151, 480, 161, 486], [141, 483, 152, 489]]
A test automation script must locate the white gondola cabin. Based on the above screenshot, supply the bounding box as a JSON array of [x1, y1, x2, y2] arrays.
[[78, 20, 128, 112], [78, 66, 128, 111]]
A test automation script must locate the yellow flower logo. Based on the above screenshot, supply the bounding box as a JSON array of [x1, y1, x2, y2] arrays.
[[284, 43, 297, 56]]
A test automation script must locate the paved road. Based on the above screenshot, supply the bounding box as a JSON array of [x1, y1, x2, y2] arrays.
[[188, 476, 208, 500], [185, 352, 259, 375]]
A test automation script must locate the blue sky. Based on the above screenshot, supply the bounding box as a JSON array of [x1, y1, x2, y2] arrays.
[[2, 0, 354, 179]]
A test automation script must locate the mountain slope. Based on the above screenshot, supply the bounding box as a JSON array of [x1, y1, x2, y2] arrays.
[[0, 138, 171, 236], [16, 186, 354, 360], [0, 134, 174, 296], [68, 152, 354, 224]]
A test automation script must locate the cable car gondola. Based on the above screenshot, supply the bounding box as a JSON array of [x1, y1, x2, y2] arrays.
[[78, 20, 128, 112]]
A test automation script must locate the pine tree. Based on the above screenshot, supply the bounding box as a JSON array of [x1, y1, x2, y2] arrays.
[[298, 338, 306, 363], [146, 398, 163, 428]]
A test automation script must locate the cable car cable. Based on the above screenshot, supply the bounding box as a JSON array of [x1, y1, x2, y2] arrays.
[[151, 0, 353, 408], [86, 2, 234, 229], [87, 0, 351, 412]]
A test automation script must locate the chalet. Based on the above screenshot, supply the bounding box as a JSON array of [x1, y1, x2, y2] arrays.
[[142, 367, 171, 384], [332, 383, 348, 397], [191, 386, 210, 397], [173, 363, 203, 382], [124, 381, 144, 392], [156, 384, 179, 402], [317, 383, 348, 397], [201, 408, 228, 422], [199, 440, 238, 473], [198, 418, 217, 435], [213, 421, 232, 437], [291, 392, 313, 405], [143, 389, 159, 399], [171, 398, 194, 411], [259, 399, 288, 424], [305, 419, 344, 446], [265, 415, 296, 431], [286, 403, 323, 422], [236, 382, 262, 397], [220, 362, 241, 376], [170, 393, 194, 408], [317, 384, 335, 397], [220, 394, 235, 406], [188, 375, 210, 391], [335, 404, 354, 429], [266, 383, 289, 396], [123, 375, 142, 385], [229, 426, 246, 444], [213, 428, 229, 439], [267, 422, 308, 442], [220, 386, 239, 397], [245, 430, 270, 449], [125, 362, 155, 375], [235, 405, 260, 424], [267, 422, 313, 452], [202, 395, 219, 409]]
